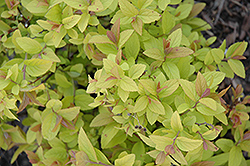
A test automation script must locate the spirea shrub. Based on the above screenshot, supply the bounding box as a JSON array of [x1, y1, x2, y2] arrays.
[[0, 0, 249, 165]]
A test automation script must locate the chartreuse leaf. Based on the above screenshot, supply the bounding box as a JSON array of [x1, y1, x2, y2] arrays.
[[78, 127, 98, 162], [90, 113, 113, 127], [132, 141, 145, 162], [199, 98, 217, 111], [158, 0, 170, 10], [134, 95, 148, 113], [0, 20, 11, 32], [88, 0, 104, 12], [42, 112, 60, 140], [229, 146, 243, 166], [143, 48, 164, 61], [62, 15, 81, 29], [214, 112, 228, 125], [167, 28, 182, 48], [150, 135, 173, 151], [16, 37, 43, 54], [78, 12, 90, 33], [125, 33, 140, 58], [146, 108, 158, 125], [171, 111, 183, 132], [56, 107, 80, 121], [195, 72, 207, 96], [162, 10, 175, 34], [215, 139, 234, 152], [24, 59, 53, 77], [42, 47, 61, 62], [44, 147, 67, 162], [162, 61, 180, 79], [226, 41, 248, 58], [120, 76, 138, 92], [179, 79, 198, 102], [176, 137, 203, 151], [101, 122, 119, 148], [218, 62, 234, 78], [129, 64, 146, 79], [202, 126, 222, 140], [205, 48, 224, 64], [115, 153, 135, 166], [137, 133, 156, 147], [228, 59, 245, 78], [139, 79, 157, 96], [118, 0, 138, 17], [175, 3, 192, 20], [118, 29, 134, 48], [166, 47, 194, 58], [63, 0, 88, 10], [55, 72, 72, 88], [148, 96, 165, 115], [138, 9, 161, 24]]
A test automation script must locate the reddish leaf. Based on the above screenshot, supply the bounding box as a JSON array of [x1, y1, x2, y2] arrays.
[[243, 131, 250, 140], [25, 150, 40, 164], [30, 123, 41, 132], [200, 88, 210, 98], [61, 118, 75, 130], [111, 18, 120, 42], [51, 115, 62, 132], [107, 30, 117, 44]]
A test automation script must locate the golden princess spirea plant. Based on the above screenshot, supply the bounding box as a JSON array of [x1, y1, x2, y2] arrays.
[[0, 0, 249, 165]]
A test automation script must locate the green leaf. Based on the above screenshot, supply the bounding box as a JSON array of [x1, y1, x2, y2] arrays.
[[162, 10, 175, 34], [166, 47, 194, 58], [226, 41, 248, 58], [24, 59, 52, 77], [120, 76, 138, 92], [16, 37, 43, 54], [158, 0, 170, 10], [150, 135, 173, 151], [134, 95, 148, 113], [228, 59, 245, 78], [53, 26, 67, 48], [89, 35, 115, 45], [138, 9, 161, 24], [63, 0, 88, 10], [42, 112, 60, 140], [88, 0, 104, 12], [57, 107, 80, 121], [199, 98, 217, 111], [176, 137, 203, 151], [101, 123, 119, 148], [167, 28, 182, 48], [229, 146, 243, 166], [42, 47, 61, 62], [45, 4, 62, 23], [143, 48, 164, 61], [138, 133, 156, 147], [171, 111, 183, 132], [78, 127, 98, 162], [179, 79, 198, 102], [195, 72, 207, 97], [148, 96, 165, 115], [131, 17, 143, 35], [44, 147, 67, 162], [118, 29, 134, 48], [162, 61, 180, 79], [78, 12, 90, 33], [215, 139, 234, 152], [218, 62, 234, 78], [125, 33, 140, 59], [207, 153, 229, 165], [0, 20, 11, 32], [129, 64, 146, 79], [90, 113, 114, 127], [55, 72, 72, 88], [146, 108, 158, 125], [118, 86, 129, 102], [115, 154, 135, 166], [139, 79, 157, 96], [62, 15, 81, 29], [214, 112, 228, 125], [118, 0, 138, 17], [75, 91, 94, 111], [175, 4, 192, 20]]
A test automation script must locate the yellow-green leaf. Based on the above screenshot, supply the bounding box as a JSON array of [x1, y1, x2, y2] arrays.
[[118, 0, 138, 17], [115, 154, 135, 166], [228, 59, 245, 78], [171, 111, 183, 132], [62, 15, 81, 29], [176, 137, 202, 151], [229, 146, 243, 166], [24, 59, 53, 77], [78, 127, 98, 162], [16, 37, 43, 54]]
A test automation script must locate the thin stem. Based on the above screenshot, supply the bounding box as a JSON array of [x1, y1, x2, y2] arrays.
[[38, 45, 46, 58], [196, 122, 214, 130], [172, 131, 180, 145], [23, 53, 27, 80]]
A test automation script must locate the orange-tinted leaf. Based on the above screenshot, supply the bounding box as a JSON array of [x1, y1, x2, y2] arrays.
[[61, 118, 75, 130], [25, 150, 40, 164]]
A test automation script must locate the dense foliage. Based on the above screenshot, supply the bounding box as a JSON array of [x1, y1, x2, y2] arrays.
[[0, 0, 250, 165]]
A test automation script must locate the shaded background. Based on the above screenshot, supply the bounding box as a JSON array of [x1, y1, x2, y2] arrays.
[[1, 0, 250, 165]]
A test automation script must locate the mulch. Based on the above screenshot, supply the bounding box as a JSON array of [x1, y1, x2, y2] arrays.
[[198, 0, 250, 96]]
